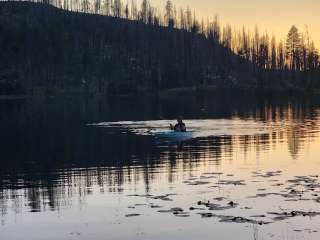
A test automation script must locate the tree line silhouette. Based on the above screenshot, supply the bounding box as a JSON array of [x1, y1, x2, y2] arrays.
[[0, 0, 319, 95]]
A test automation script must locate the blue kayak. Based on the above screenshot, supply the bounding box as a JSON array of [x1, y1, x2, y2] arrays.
[[154, 131, 194, 142]]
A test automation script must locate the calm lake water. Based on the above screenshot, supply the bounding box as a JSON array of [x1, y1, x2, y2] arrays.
[[1, 94, 320, 240]]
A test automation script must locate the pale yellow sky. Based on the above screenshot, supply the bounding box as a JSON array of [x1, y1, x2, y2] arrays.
[[150, 0, 320, 48]]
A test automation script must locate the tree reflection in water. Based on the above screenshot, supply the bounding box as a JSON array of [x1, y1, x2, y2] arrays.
[[0, 94, 319, 215]]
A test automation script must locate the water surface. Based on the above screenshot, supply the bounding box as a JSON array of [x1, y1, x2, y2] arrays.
[[1, 95, 320, 240]]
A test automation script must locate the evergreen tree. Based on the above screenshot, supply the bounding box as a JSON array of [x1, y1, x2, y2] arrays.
[[286, 26, 301, 71]]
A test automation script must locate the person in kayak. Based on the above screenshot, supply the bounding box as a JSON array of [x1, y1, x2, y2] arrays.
[[170, 117, 187, 132]]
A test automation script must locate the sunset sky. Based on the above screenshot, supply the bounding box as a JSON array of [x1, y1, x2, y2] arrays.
[[150, 0, 320, 47]]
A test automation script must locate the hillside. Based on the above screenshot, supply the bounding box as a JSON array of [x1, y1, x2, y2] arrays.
[[0, 2, 318, 95]]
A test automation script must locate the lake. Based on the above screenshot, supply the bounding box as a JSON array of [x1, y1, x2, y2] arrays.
[[1, 94, 320, 240]]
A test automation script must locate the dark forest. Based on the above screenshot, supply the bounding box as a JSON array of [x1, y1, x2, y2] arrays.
[[0, 1, 319, 95]]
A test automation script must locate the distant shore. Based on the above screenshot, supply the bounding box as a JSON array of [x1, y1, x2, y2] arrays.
[[0, 85, 317, 100], [0, 95, 28, 100]]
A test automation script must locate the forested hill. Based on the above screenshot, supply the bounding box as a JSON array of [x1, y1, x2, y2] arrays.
[[0, 2, 318, 95]]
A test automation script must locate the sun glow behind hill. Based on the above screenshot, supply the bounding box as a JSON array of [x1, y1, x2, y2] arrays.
[[149, 0, 320, 48]]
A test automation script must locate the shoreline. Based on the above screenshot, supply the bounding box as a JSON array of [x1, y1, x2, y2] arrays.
[[0, 86, 317, 100], [0, 95, 28, 100]]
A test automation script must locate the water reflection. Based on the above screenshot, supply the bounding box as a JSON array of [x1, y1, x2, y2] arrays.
[[0, 95, 320, 217]]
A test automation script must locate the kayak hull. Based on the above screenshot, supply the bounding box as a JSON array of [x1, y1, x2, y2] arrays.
[[155, 131, 194, 142]]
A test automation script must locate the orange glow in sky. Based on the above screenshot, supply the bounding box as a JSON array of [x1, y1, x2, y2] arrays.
[[151, 0, 320, 47]]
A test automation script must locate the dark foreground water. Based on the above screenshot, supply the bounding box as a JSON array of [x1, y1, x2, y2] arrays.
[[1, 94, 320, 240]]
